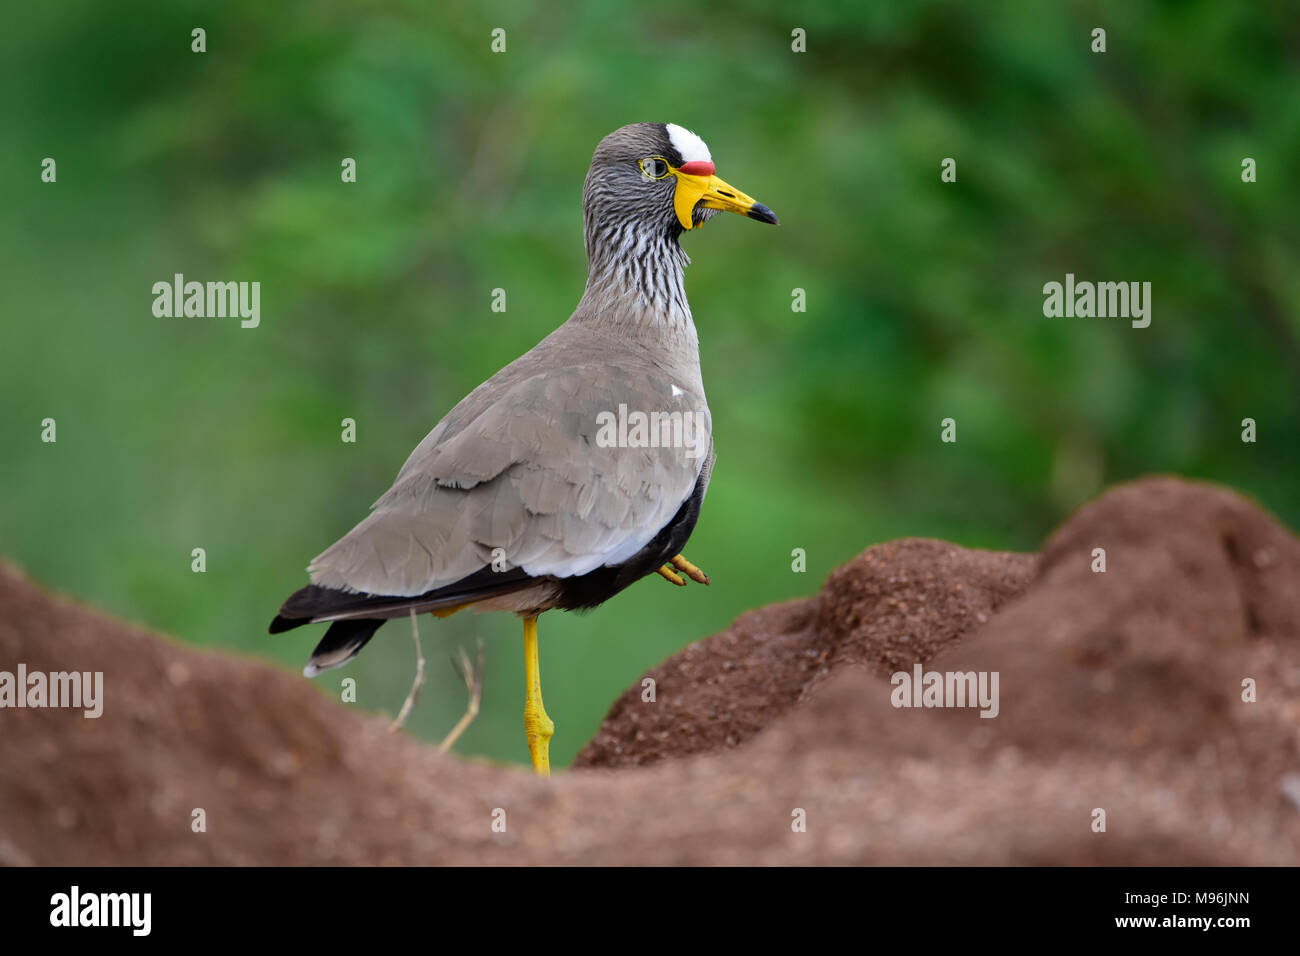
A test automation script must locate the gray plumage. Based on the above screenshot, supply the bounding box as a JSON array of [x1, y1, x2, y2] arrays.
[[271, 122, 775, 675]]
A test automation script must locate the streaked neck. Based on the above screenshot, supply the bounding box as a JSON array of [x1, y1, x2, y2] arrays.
[[576, 220, 695, 342]]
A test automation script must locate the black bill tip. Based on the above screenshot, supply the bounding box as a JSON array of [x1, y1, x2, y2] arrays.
[[747, 203, 779, 225]]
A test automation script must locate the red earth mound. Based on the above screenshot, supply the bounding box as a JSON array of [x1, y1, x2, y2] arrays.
[[0, 476, 1296, 864]]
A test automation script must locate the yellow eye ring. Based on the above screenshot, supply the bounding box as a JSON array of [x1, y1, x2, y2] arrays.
[[639, 157, 671, 180]]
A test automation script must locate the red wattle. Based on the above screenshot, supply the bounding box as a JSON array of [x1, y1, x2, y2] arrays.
[[678, 161, 715, 176]]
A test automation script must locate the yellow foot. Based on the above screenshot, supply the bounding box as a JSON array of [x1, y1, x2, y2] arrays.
[[670, 554, 711, 585], [523, 615, 554, 776], [656, 564, 687, 586]]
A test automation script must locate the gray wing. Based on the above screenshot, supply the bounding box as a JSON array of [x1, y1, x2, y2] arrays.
[[307, 361, 711, 597]]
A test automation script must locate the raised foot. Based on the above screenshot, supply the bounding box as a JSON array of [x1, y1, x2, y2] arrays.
[[670, 554, 710, 585], [656, 564, 687, 586]]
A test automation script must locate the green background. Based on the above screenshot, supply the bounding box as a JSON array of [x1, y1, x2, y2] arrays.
[[2, 0, 1296, 768]]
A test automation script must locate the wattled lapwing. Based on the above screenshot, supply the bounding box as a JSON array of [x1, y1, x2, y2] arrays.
[[270, 123, 778, 775]]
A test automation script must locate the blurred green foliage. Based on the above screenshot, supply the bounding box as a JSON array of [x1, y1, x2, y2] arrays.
[[2, 1, 1296, 768]]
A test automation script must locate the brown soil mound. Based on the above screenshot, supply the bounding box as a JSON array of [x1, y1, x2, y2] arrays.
[[1, 476, 1297, 865], [575, 540, 1035, 767]]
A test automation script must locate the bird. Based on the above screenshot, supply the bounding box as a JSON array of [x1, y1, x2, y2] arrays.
[[269, 122, 778, 775]]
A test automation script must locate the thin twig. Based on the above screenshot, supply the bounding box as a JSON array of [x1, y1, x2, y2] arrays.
[[389, 609, 426, 732], [439, 638, 485, 753]]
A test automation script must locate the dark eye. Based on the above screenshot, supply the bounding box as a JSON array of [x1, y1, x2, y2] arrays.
[[639, 157, 670, 180]]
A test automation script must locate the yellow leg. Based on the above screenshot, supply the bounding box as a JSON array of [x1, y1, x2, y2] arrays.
[[670, 554, 711, 585], [523, 615, 554, 776]]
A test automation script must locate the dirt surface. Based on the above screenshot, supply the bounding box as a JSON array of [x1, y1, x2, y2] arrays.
[[1, 476, 1297, 865], [576, 540, 1035, 767]]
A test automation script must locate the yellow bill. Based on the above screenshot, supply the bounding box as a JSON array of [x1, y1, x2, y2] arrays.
[[672, 161, 779, 230]]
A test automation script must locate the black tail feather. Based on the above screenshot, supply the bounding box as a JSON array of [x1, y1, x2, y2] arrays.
[[268, 612, 307, 634], [270, 566, 537, 677], [268, 566, 535, 636], [303, 618, 384, 676]]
